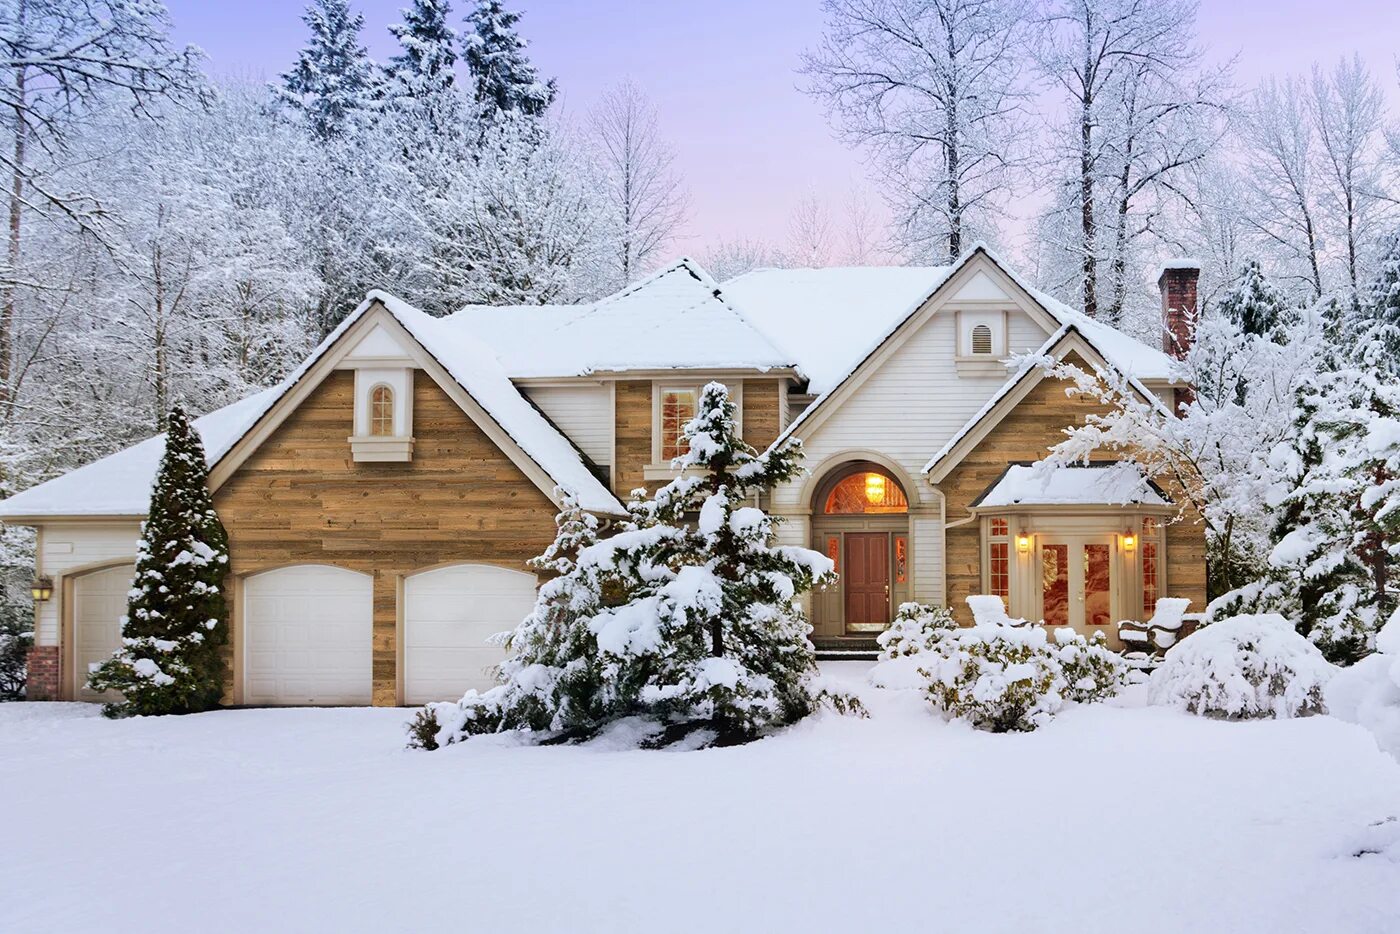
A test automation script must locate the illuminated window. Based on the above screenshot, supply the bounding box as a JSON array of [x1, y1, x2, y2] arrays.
[[990, 541, 1009, 599], [369, 385, 394, 436], [989, 517, 1009, 537], [1142, 517, 1159, 618], [660, 388, 697, 460], [971, 324, 994, 355], [823, 470, 909, 514], [826, 536, 840, 574], [895, 536, 908, 583]]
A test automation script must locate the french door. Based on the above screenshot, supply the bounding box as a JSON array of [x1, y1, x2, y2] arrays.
[[1039, 536, 1115, 631]]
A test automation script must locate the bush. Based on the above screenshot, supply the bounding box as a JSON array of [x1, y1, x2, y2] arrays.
[[919, 625, 1067, 732], [1147, 613, 1335, 719], [876, 602, 955, 659], [1327, 612, 1400, 760], [1053, 629, 1127, 704], [0, 615, 31, 701]]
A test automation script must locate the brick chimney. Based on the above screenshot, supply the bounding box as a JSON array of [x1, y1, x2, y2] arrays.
[[1157, 260, 1200, 359]]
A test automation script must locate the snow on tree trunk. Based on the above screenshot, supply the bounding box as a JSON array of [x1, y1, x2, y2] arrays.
[[414, 384, 861, 750], [88, 405, 230, 716]]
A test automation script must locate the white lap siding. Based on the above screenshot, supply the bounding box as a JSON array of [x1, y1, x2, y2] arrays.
[[522, 383, 613, 469], [34, 522, 143, 646]]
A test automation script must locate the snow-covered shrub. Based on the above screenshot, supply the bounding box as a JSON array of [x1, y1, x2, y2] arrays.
[[920, 625, 1066, 732], [417, 384, 861, 750], [1148, 614, 1335, 719], [877, 602, 955, 659], [1328, 613, 1400, 760], [1053, 629, 1128, 704], [88, 406, 230, 717], [0, 615, 31, 701]]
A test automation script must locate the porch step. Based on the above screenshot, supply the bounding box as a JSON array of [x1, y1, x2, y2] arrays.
[[813, 636, 881, 661]]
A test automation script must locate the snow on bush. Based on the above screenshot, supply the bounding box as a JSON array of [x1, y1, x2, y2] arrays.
[[1328, 612, 1400, 760], [1148, 614, 1335, 720], [877, 602, 955, 659], [920, 624, 1068, 733], [413, 384, 863, 751], [1053, 628, 1128, 704]]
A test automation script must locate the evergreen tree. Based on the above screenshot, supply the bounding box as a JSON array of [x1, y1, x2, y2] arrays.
[[385, 0, 460, 135], [88, 406, 230, 716], [277, 0, 378, 141], [1217, 260, 1289, 338], [416, 384, 859, 750], [1353, 231, 1400, 369], [461, 1, 555, 120]]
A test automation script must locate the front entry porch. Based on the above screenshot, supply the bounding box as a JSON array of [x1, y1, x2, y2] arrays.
[[810, 463, 911, 639]]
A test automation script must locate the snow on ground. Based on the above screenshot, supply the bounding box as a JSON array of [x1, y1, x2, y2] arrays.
[[4, 662, 1399, 934]]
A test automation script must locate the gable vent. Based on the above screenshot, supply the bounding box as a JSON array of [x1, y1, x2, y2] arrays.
[[971, 324, 993, 355]]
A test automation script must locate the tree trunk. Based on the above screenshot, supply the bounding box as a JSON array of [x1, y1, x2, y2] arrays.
[[1079, 86, 1097, 318], [1, 0, 28, 410], [944, 53, 961, 262]]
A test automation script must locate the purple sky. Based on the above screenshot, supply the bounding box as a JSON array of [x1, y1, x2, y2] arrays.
[[166, 0, 1400, 258]]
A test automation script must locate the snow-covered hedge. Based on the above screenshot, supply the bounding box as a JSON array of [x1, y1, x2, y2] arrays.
[[1327, 614, 1400, 760], [1053, 628, 1128, 704], [1148, 614, 1335, 719], [876, 602, 955, 659], [921, 625, 1066, 732]]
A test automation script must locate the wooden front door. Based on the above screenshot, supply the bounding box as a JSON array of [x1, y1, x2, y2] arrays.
[[844, 532, 890, 632]]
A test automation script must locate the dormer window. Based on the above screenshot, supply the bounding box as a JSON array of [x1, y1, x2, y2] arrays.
[[971, 324, 993, 355], [370, 385, 394, 436], [350, 369, 414, 462]]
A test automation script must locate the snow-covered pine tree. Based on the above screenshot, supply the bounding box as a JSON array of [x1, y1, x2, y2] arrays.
[[278, 0, 378, 142], [461, 1, 555, 121], [417, 383, 858, 750], [88, 405, 230, 716], [1217, 260, 1289, 338], [384, 0, 461, 138], [1352, 231, 1400, 367]]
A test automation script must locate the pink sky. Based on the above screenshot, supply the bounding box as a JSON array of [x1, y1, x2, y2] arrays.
[[166, 0, 1400, 258]]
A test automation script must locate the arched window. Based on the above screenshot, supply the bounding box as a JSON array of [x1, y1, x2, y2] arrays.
[[970, 324, 994, 355], [823, 469, 909, 514], [369, 385, 394, 436]]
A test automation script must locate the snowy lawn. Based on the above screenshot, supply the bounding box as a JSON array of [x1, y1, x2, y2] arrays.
[[5, 662, 1399, 934]]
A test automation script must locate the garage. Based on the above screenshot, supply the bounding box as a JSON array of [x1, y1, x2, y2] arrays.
[[243, 565, 373, 706], [71, 563, 136, 701], [403, 564, 538, 705]]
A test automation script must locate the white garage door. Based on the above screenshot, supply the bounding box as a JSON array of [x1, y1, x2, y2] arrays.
[[243, 565, 372, 706], [72, 563, 136, 701], [404, 564, 537, 705]]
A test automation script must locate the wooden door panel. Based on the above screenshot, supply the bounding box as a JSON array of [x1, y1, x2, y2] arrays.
[[844, 532, 889, 631]]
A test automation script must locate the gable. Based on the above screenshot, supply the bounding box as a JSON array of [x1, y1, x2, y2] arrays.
[[950, 269, 1010, 301], [207, 295, 623, 516]]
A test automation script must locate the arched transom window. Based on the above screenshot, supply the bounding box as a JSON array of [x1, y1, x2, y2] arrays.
[[370, 385, 394, 436], [823, 469, 909, 514], [970, 324, 994, 355]]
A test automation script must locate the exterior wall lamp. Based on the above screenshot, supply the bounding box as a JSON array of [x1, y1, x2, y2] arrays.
[[1016, 532, 1031, 554], [1122, 532, 1137, 552], [31, 575, 54, 602]]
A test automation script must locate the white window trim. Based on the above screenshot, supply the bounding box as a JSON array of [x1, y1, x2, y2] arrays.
[[645, 380, 743, 480], [349, 368, 414, 462]]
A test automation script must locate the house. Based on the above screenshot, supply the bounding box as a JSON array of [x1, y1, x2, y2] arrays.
[[1, 245, 1206, 706]]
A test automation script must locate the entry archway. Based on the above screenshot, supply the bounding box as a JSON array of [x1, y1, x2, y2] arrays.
[[810, 462, 911, 638]]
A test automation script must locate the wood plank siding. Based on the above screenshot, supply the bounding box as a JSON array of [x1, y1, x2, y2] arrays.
[[214, 370, 557, 705], [939, 362, 1207, 625]]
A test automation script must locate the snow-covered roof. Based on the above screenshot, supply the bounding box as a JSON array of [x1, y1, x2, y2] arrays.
[[0, 290, 625, 520], [721, 265, 955, 395], [451, 258, 797, 378], [971, 463, 1168, 508], [0, 389, 281, 519]]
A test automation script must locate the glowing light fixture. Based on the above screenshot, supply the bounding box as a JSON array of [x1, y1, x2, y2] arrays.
[[31, 576, 53, 602], [1016, 532, 1031, 554], [1122, 532, 1137, 552], [864, 472, 886, 505]]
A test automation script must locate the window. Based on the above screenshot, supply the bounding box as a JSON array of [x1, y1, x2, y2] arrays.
[[369, 385, 394, 436], [826, 536, 840, 574], [895, 536, 908, 583], [990, 517, 1009, 537], [989, 542, 1009, 599], [823, 470, 909, 514], [1142, 517, 1160, 618], [971, 324, 994, 355], [660, 388, 697, 461]]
